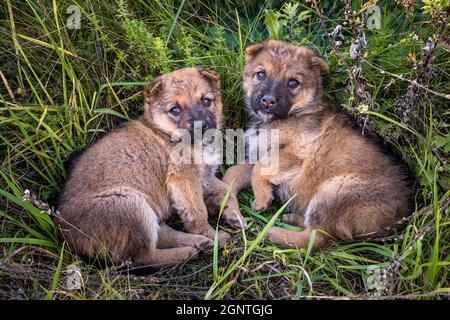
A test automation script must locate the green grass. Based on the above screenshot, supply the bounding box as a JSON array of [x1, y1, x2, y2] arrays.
[[0, 0, 449, 299]]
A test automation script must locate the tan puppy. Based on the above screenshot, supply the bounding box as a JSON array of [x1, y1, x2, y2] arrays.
[[223, 40, 413, 250], [57, 68, 244, 267]]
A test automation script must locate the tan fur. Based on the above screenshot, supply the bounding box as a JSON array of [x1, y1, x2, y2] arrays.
[[57, 68, 244, 267], [223, 40, 413, 250]]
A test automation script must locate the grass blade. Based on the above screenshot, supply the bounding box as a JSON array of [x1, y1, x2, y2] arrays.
[[46, 242, 65, 300]]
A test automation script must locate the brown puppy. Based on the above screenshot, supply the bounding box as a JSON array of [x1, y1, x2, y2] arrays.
[[223, 40, 413, 250], [57, 67, 244, 267]]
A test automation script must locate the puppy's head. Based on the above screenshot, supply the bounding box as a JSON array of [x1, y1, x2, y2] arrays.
[[243, 40, 328, 122], [143, 67, 222, 141]]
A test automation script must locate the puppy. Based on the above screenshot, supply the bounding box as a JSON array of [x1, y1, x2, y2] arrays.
[[223, 40, 413, 250], [57, 67, 244, 267]]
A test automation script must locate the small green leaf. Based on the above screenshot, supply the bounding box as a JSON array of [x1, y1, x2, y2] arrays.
[[46, 242, 65, 300], [265, 10, 283, 40]]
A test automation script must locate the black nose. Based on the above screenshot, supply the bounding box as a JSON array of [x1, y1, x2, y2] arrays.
[[261, 95, 276, 109], [190, 108, 206, 118]]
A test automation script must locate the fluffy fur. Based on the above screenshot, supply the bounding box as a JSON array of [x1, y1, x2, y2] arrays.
[[57, 68, 245, 267], [223, 40, 413, 250]]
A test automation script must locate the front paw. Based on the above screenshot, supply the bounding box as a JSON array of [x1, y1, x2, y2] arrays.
[[223, 207, 248, 230], [193, 236, 215, 252], [264, 226, 288, 246], [205, 227, 231, 247], [251, 194, 273, 213], [281, 213, 305, 227], [226, 214, 248, 230], [217, 230, 231, 247]]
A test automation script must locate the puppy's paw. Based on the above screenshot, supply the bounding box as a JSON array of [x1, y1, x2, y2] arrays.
[[203, 227, 231, 247], [251, 195, 273, 213], [264, 226, 287, 245], [217, 230, 231, 247], [180, 246, 199, 260], [193, 236, 215, 252], [281, 214, 305, 227], [223, 208, 248, 230]]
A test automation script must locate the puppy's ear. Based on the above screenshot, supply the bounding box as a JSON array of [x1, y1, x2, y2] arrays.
[[199, 68, 221, 90], [244, 42, 265, 62], [311, 56, 328, 71], [143, 76, 163, 104]]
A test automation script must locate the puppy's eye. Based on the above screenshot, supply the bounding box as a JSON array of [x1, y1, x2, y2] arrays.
[[169, 105, 181, 115], [256, 71, 266, 81], [202, 97, 212, 107], [288, 79, 300, 88]]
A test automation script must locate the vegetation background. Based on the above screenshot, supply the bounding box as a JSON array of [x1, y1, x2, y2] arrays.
[[0, 0, 449, 299]]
